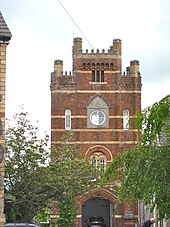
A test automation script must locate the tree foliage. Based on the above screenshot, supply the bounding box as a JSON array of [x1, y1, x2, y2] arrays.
[[49, 132, 99, 226], [5, 112, 50, 223], [103, 95, 170, 220], [5, 113, 98, 225]]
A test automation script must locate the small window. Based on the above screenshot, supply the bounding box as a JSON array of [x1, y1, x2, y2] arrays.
[[90, 153, 107, 178], [123, 109, 129, 130], [110, 63, 114, 69], [101, 70, 104, 82], [82, 63, 86, 69], [96, 70, 100, 82], [65, 109, 71, 130], [91, 155, 97, 179], [91, 70, 105, 83], [91, 155, 97, 169], [92, 70, 95, 82], [99, 158, 106, 173]]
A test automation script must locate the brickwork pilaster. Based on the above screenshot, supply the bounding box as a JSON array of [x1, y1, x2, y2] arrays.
[[0, 42, 8, 226]]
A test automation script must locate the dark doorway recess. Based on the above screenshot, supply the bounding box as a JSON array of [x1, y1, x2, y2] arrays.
[[82, 197, 112, 227]]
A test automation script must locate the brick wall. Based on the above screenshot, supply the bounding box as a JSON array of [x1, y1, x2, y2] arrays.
[[0, 43, 7, 226]]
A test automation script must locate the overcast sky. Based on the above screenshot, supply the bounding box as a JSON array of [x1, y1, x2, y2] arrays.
[[1, 0, 170, 137]]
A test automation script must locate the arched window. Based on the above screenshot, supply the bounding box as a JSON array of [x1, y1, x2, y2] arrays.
[[110, 63, 114, 69], [65, 109, 71, 130], [92, 70, 95, 82], [106, 63, 109, 69], [90, 152, 107, 178], [96, 70, 100, 82], [123, 109, 129, 130], [82, 63, 86, 69], [101, 70, 104, 82]]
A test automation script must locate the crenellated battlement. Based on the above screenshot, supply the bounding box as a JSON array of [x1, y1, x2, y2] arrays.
[[51, 37, 141, 93], [73, 38, 121, 57], [75, 48, 120, 55], [63, 71, 72, 76], [72, 37, 122, 72]]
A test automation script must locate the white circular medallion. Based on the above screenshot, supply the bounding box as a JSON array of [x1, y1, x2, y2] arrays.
[[90, 110, 106, 125]]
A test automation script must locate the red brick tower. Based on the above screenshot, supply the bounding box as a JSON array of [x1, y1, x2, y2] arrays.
[[50, 37, 141, 227]]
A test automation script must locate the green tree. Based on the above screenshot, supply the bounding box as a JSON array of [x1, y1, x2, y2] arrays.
[[49, 132, 99, 227], [5, 112, 50, 223], [102, 95, 170, 219], [34, 208, 50, 226], [5, 112, 100, 225]]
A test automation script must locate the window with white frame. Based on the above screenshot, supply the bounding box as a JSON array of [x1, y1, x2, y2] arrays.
[[123, 109, 129, 130], [65, 109, 71, 130]]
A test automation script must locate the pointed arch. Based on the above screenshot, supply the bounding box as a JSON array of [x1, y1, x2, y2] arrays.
[[86, 95, 110, 128], [85, 94, 110, 109], [85, 145, 114, 162]]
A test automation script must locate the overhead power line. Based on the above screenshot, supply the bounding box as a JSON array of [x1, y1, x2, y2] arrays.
[[57, 0, 94, 49], [57, 0, 120, 78]]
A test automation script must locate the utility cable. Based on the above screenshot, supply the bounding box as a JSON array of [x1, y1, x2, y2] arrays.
[[57, 0, 94, 49], [57, 0, 123, 76]]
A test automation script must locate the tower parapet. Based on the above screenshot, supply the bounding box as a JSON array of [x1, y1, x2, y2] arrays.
[[130, 60, 140, 77], [72, 37, 122, 72], [112, 39, 122, 56], [72, 37, 82, 57], [72, 37, 122, 57], [54, 59, 63, 77]]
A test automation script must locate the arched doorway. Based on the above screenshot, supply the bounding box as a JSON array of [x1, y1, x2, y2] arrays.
[[82, 197, 113, 227]]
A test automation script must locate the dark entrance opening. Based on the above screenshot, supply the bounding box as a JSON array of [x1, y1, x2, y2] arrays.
[[82, 197, 112, 227]]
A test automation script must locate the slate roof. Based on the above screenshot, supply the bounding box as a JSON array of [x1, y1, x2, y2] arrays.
[[0, 11, 12, 42]]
